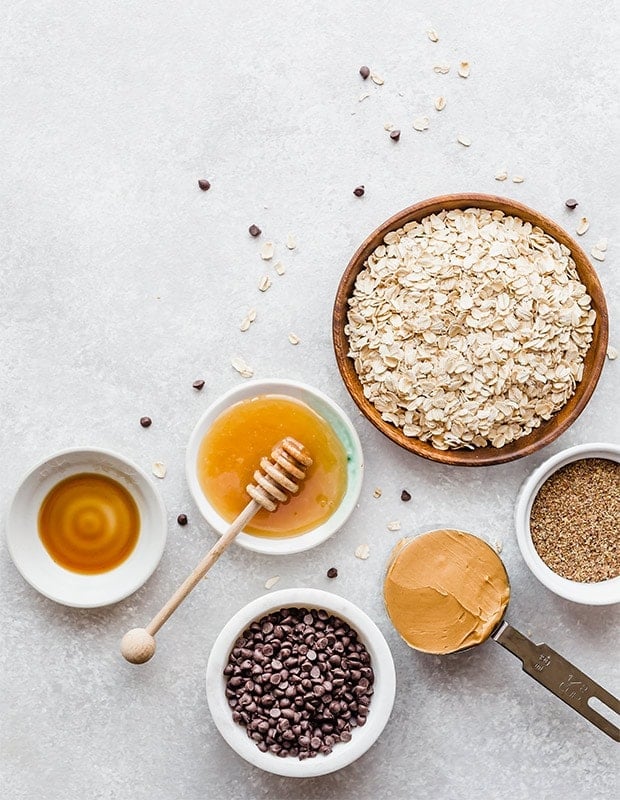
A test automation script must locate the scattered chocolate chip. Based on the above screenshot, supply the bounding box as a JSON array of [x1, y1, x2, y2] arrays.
[[177, 513, 188, 526], [565, 198, 578, 209], [400, 489, 411, 502], [192, 379, 205, 391], [353, 185, 365, 197], [327, 567, 338, 579], [139, 416, 152, 428], [359, 65, 370, 80], [249, 224, 262, 237], [198, 179, 211, 191], [390, 129, 401, 141]]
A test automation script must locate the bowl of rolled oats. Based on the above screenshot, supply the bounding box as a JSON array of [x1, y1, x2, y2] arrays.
[[333, 194, 608, 466]]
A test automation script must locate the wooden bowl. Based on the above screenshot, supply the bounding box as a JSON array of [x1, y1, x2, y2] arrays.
[[332, 194, 609, 467]]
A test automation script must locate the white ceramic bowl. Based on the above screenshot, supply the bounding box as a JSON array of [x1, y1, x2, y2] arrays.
[[186, 379, 364, 554], [206, 588, 396, 777], [514, 442, 620, 605], [6, 448, 167, 608]]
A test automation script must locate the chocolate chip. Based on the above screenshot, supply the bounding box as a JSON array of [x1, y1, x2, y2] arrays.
[[565, 198, 578, 209], [192, 379, 205, 390], [400, 489, 411, 502], [249, 224, 262, 237], [353, 185, 365, 197], [224, 606, 373, 760], [327, 567, 338, 579], [198, 179, 211, 191], [176, 513, 188, 526], [139, 416, 152, 428], [390, 129, 401, 141], [359, 65, 370, 80]]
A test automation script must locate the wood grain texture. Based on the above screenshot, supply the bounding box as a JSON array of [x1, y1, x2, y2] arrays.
[[332, 194, 609, 467]]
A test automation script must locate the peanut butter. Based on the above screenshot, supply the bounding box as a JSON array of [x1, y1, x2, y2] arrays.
[[383, 529, 510, 654]]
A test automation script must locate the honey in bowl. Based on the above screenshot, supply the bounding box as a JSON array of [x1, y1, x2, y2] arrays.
[[197, 395, 348, 537], [38, 473, 140, 574]]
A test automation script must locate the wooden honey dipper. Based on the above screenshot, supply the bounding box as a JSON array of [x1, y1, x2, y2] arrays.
[[121, 437, 312, 664]]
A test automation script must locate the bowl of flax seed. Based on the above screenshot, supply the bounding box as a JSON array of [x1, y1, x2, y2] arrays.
[[515, 442, 620, 604]]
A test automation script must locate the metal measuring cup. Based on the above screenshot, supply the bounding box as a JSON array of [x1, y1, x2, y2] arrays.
[[384, 529, 619, 741]]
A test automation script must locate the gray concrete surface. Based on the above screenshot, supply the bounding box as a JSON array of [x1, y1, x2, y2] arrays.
[[1, 1, 618, 798]]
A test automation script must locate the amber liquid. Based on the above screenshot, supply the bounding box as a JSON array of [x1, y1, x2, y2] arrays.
[[197, 395, 348, 537], [38, 473, 140, 574]]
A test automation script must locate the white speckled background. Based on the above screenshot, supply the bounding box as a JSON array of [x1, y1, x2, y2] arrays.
[[1, 1, 618, 798]]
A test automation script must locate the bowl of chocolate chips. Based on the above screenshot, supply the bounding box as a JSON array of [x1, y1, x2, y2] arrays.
[[206, 588, 396, 777]]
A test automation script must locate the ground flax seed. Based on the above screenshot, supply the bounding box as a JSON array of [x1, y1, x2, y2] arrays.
[[530, 458, 620, 582]]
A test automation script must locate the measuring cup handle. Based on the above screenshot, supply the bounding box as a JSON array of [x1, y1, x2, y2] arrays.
[[491, 622, 619, 742]]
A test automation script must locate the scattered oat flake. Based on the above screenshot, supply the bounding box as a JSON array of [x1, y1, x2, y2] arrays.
[[355, 543, 370, 560], [152, 461, 166, 479], [274, 261, 286, 276], [359, 92, 370, 102], [607, 345, 618, 360], [373, 487, 382, 498], [595, 238, 608, 252], [383, 122, 394, 131], [231, 357, 254, 378], [493, 538, 503, 554], [260, 241, 274, 260], [576, 217, 589, 236], [413, 116, 429, 131], [434, 96, 446, 111], [387, 521, 401, 532], [288, 333, 300, 345], [240, 309, 256, 331], [259, 275, 272, 292], [370, 72, 384, 85], [433, 64, 450, 74], [457, 135, 471, 147], [458, 61, 470, 78], [512, 175, 525, 183], [495, 169, 508, 181], [286, 234, 297, 250], [591, 248, 606, 262], [264, 576, 280, 590], [427, 28, 439, 42]]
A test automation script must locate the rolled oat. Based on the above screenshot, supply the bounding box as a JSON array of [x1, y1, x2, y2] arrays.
[[345, 208, 595, 450]]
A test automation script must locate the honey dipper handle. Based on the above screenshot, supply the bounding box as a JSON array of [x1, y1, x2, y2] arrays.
[[145, 499, 261, 637], [121, 437, 311, 664]]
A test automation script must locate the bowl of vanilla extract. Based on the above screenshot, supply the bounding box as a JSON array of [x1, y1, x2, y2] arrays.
[[6, 447, 167, 607]]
